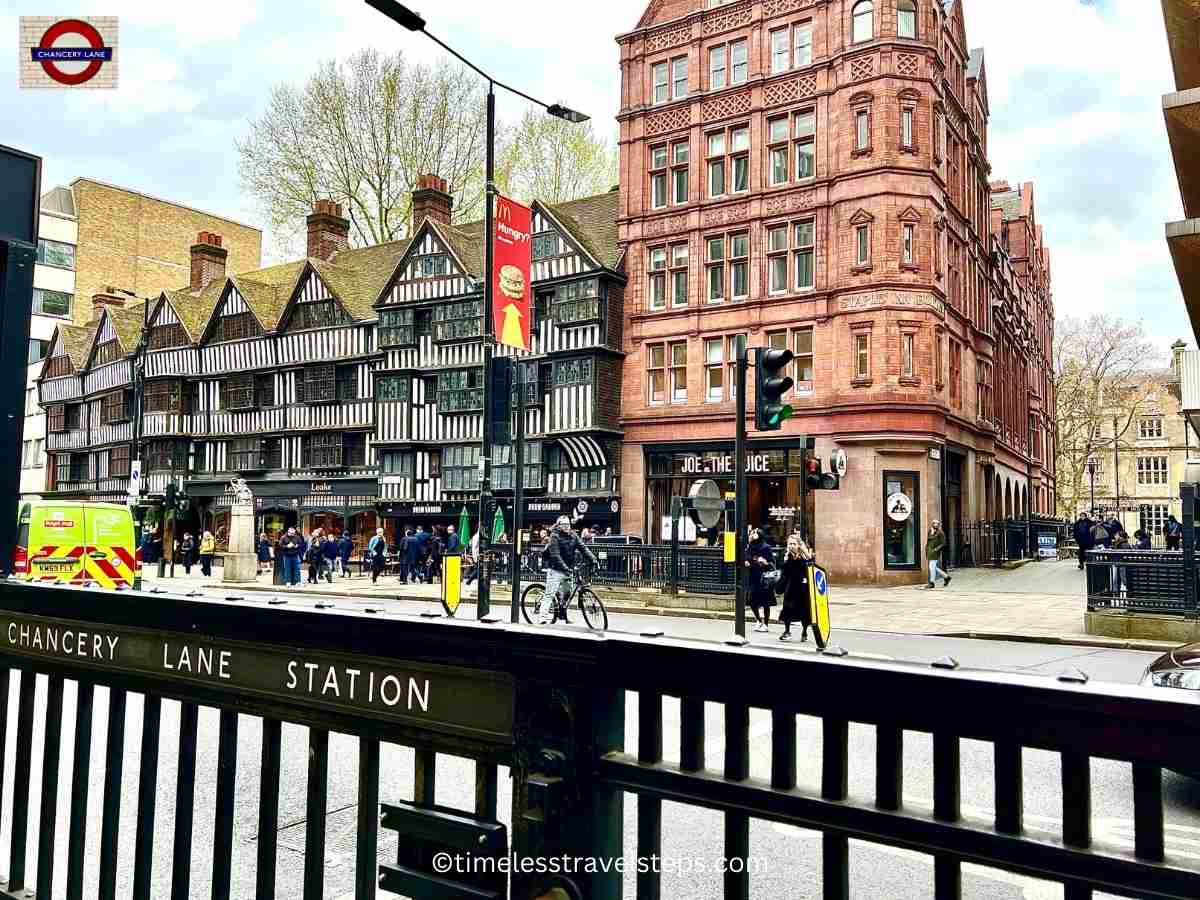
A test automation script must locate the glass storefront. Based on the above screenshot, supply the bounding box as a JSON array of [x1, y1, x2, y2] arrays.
[[883, 471, 920, 569], [645, 444, 815, 546]]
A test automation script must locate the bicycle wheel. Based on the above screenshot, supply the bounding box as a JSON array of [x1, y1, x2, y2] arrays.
[[520, 583, 544, 625], [578, 588, 608, 631]]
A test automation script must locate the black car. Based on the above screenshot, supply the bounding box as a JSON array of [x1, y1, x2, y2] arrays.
[[1141, 643, 1200, 691]]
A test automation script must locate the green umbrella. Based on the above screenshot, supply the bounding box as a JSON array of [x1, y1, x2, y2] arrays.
[[458, 506, 470, 548], [492, 504, 506, 544]]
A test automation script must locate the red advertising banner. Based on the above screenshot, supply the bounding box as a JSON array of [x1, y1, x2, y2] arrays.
[[492, 194, 533, 352]]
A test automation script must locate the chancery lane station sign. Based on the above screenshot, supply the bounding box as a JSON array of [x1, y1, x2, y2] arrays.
[[0, 613, 515, 744]]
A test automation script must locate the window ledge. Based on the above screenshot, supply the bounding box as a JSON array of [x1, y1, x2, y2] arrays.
[[900, 145, 919, 155], [900, 262, 920, 273], [852, 264, 873, 275], [851, 377, 873, 388], [851, 147, 874, 159], [899, 376, 921, 387]]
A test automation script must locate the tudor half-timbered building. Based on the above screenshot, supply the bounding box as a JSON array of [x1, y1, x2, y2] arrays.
[[39, 295, 143, 502], [372, 177, 628, 532]]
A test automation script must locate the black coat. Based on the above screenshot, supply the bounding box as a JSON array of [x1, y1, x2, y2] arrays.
[[747, 539, 776, 609], [256, 538, 271, 563], [1073, 519, 1093, 550], [777, 556, 813, 627]]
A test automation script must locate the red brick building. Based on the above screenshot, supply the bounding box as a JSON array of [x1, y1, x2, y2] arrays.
[[615, 0, 1055, 583]]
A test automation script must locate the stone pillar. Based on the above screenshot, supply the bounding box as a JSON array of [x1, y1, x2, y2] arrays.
[[223, 501, 258, 583]]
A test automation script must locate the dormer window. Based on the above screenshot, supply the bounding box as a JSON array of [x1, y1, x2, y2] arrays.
[[93, 338, 120, 367], [532, 233, 561, 260]]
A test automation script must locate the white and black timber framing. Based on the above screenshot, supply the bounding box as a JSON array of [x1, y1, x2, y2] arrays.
[[35, 189, 628, 532]]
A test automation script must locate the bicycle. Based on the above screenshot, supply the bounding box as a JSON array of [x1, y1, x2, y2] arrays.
[[520, 564, 608, 631]]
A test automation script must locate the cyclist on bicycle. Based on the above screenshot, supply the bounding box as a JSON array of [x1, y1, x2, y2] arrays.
[[539, 515, 599, 624]]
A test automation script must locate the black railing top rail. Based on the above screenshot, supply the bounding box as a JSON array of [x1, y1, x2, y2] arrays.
[[4, 580, 1200, 771]]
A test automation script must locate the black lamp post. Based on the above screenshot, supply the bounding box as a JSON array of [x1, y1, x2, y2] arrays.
[[1087, 458, 1096, 514], [365, 0, 588, 620]]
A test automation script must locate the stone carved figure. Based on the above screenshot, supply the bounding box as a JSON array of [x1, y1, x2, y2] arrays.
[[230, 476, 253, 507]]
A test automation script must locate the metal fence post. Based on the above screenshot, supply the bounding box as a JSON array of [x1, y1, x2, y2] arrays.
[[668, 497, 680, 596], [1182, 483, 1196, 614]]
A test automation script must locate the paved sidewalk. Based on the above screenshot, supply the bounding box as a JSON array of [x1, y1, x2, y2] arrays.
[[137, 557, 1126, 648]]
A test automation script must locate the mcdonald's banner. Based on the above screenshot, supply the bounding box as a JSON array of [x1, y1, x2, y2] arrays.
[[492, 194, 533, 351], [807, 562, 831, 649]]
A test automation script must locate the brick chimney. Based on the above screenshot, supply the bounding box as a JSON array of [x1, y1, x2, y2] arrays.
[[989, 179, 1012, 194], [91, 286, 126, 321], [306, 200, 350, 261], [411, 175, 453, 231], [190, 231, 228, 292]]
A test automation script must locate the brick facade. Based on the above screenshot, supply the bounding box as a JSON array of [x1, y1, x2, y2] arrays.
[[617, 0, 1056, 583], [70, 178, 261, 327]]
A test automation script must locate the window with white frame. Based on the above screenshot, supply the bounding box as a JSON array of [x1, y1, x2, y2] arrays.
[[1138, 417, 1164, 439], [1140, 504, 1168, 537], [730, 126, 750, 192], [1137, 456, 1168, 485], [855, 224, 871, 267], [852, 0, 874, 43], [794, 327, 814, 390], [652, 62, 669, 104], [854, 332, 871, 379], [36, 238, 75, 269], [670, 244, 689, 307], [648, 344, 667, 405], [768, 225, 789, 294], [707, 131, 726, 198], [32, 288, 72, 318], [768, 117, 789, 186], [648, 247, 668, 311], [855, 108, 871, 152], [647, 341, 688, 404], [901, 106, 914, 149], [670, 341, 688, 402], [705, 338, 725, 402], [706, 236, 725, 303], [709, 45, 726, 90], [726, 334, 746, 398], [795, 219, 816, 289], [672, 56, 688, 98], [794, 23, 813, 66], [902, 223, 915, 266], [672, 141, 689, 204], [730, 232, 749, 299], [897, 0, 917, 39], [902, 333, 914, 377], [650, 145, 668, 209], [795, 109, 816, 179], [730, 39, 748, 84], [771, 28, 790, 74]]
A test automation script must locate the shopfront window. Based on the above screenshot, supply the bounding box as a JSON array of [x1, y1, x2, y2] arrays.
[[883, 471, 919, 569]]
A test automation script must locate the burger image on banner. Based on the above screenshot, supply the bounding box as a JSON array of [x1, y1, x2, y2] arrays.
[[499, 265, 525, 301]]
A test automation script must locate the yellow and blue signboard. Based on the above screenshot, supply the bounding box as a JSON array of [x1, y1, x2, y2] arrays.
[[807, 562, 831, 648]]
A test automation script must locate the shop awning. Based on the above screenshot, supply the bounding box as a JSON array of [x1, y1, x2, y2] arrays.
[[557, 435, 607, 468]]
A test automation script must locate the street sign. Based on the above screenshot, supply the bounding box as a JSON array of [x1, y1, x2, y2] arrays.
[[831, 448, 848, 479], [689, 479, 724, 529], [128, 460, 141, 500]]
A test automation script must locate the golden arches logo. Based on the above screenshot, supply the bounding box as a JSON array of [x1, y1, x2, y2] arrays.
[[496, 200, 512, 224]]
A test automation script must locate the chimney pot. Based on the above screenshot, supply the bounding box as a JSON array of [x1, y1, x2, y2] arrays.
[[411, 174, 453, 232], [307, 199, 350, 261], [190, 231, 228, 292], [91, 289, 126, 321]]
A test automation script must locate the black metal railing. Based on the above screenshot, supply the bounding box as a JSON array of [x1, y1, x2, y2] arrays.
[[2, 580, 1199, 899], [1085, 549, 1195, 614]]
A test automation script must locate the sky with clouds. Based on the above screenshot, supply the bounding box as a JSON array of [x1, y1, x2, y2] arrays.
[[1, 0, 1188, 352]]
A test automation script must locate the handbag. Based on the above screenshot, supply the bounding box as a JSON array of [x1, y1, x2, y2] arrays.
[[761, 568, 782, 590]]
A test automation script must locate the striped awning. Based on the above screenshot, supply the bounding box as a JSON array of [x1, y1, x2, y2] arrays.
[[556, 436, 607, 469]]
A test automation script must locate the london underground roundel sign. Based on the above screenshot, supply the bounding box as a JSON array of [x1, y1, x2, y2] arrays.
[[34, 19, 112, 85]]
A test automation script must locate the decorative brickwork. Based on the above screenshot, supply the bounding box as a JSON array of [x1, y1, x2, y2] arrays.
[[849, 55, 875, 82], [763, 192, 817, 216], [896, 53, 922, 78], [646, 23, 692, 53], [644, 215, 690, 237], [646, 106, 691, 135], [762, 0, 810, 16], [701, 203, 751, 226], [701, 91, 752, 122], [763, 75, 818, 109], [702, 3, 752, 35]]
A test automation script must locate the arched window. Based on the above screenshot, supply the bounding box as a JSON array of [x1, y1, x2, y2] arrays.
[[897, 0, 917, 38], [852, 1, 874, 43]]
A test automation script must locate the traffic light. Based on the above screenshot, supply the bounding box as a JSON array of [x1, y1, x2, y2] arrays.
[[805, 458, 840, 491], [755, 348, 794, 431]]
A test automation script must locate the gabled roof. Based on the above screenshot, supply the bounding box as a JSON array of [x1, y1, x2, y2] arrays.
[[161, 278, 226, 342], [47, 322, 94, 373], [314, 237, 412, 320], [542, 191, 622, 270], [107, 303, 147, 355], [228, 260, 307, 331]]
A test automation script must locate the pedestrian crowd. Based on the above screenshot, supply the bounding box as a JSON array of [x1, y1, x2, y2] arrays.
[[1071, 511, 1179, 568]]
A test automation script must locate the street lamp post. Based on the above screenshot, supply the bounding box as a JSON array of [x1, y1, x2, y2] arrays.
[[1087, 458, 1096, 514], [365, 0, 587, 621]]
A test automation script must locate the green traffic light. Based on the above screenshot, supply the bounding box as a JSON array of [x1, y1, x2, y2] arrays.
[[768, 405, 794, 426]]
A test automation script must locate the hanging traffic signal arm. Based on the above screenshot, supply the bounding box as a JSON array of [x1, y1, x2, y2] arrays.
[[754, 347, 795, 432]]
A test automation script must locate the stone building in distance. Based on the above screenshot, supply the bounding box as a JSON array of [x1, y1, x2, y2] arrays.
[[615, 0, 1056, 583]]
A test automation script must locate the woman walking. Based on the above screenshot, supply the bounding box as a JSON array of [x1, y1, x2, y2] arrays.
[[179, 532, 196, 575], [368, 528, 387, 584], [198, 531, 216, 577], [256, 532, 273, 575], [777, 536, 822, 647], [745, 528, 777, 633]]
